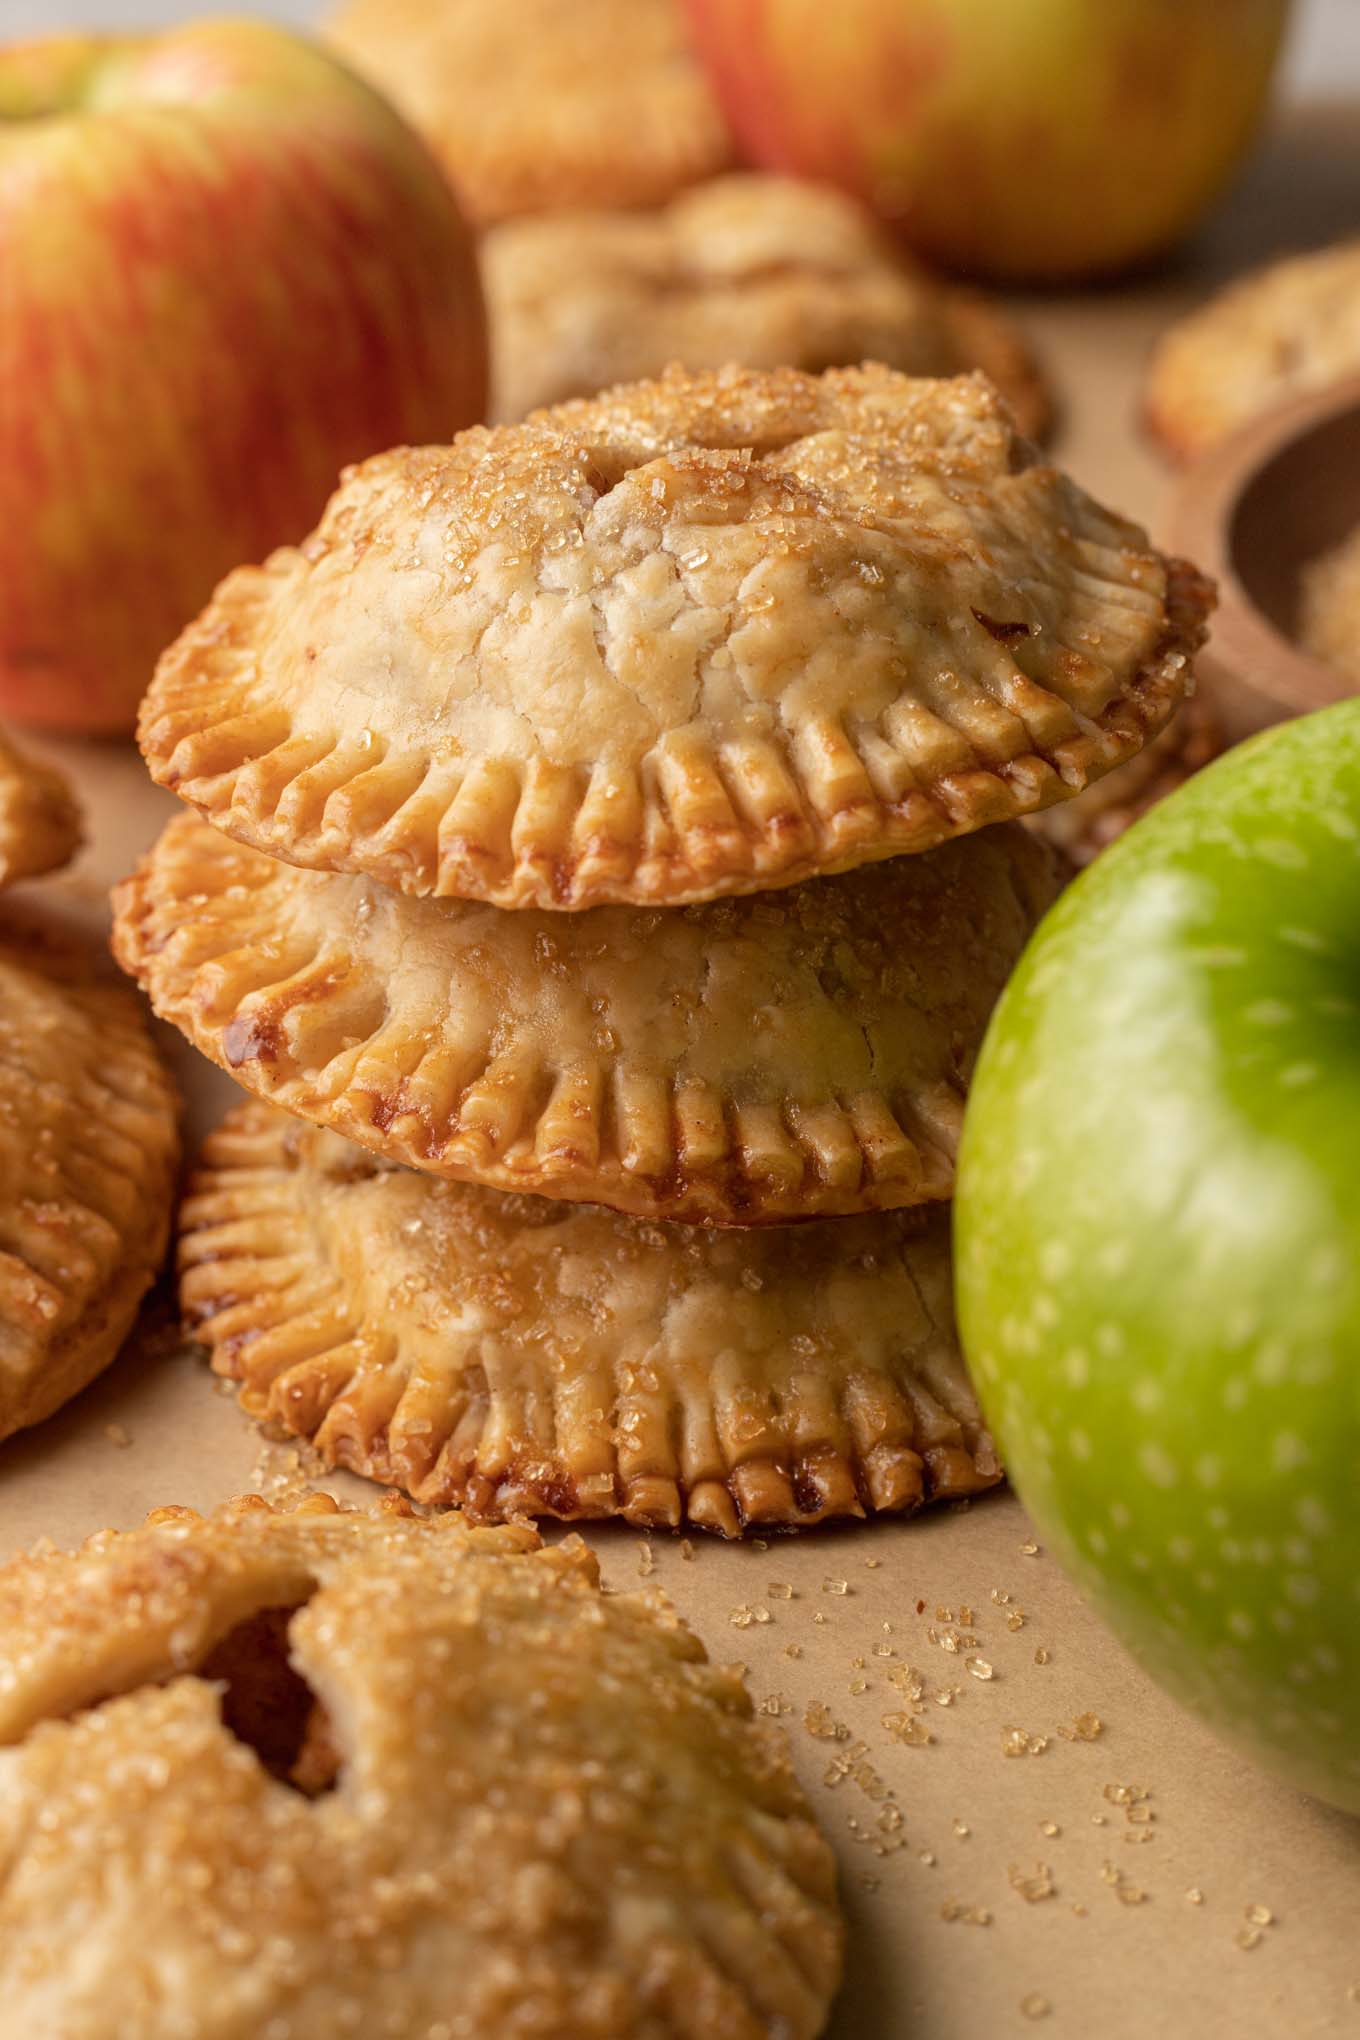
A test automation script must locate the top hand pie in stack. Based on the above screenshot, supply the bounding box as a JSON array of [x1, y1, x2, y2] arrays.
[[138, 367, 1210, 914]]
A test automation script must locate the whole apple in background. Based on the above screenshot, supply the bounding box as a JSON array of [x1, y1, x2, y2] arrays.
[[955, 701, 1360, 1814], [0, 18, 486, 733], [682, 0, 1293, 282]]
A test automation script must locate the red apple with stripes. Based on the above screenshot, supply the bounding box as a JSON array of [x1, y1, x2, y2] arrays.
[[0, 18, 487, 731]]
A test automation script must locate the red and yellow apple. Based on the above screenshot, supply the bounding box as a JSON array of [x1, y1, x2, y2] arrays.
[[683, 0, 1292, 282], [0, 18, 487, 732]]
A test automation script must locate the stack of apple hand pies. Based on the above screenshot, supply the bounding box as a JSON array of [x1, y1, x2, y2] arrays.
[[114, 364, 1211, 1537]]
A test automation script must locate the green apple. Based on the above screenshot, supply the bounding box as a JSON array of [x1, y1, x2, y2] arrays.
[[955, 701, 1360, 1813]]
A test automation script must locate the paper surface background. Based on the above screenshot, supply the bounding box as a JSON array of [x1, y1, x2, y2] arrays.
[[1, 80, 1358, 2040]]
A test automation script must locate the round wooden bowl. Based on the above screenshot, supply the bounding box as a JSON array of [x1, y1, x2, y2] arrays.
[[1165, 373, 1360, 743]]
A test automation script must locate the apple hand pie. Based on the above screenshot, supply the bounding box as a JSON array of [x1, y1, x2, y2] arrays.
[[326, 0, 730, 226], [1146, 239, 1360, 463], [486, 173, 1048, 434], [1299, 521, 1360, 688], [0, 1495, 843, 2038], [1026, 692, 1222, 866], [0, 733, 81, 889], [179, 1101, 999, 1535], [0, 919, 179, 1442], [140, 365, 1212, 912], [112, 812, 1062, 1223]]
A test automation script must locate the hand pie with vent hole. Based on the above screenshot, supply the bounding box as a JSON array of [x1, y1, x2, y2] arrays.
[[139, 365, 1212, 913], [486, 174, 1048, 434], [0, 734, 81, 889], [1025, 693, 1221, 867], [1146, 240, 1360, 463], [179, 1102, 999, 1536], [0, 919, 179, 1442], [1299, 522, 1360, 687], [0, 1494, 842, 2039], [112, 813, 1062, 1224], [326, 0, 730, 226]]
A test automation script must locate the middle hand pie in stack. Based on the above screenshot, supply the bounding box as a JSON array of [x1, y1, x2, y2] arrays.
[[115, 365, 1212, 1534]]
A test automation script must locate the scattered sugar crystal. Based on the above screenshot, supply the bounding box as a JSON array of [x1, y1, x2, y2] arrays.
[[965, 1656, 995, 1681], [1009, 1863, 1057, 1904], [1020, 1995, 1052, 2020]]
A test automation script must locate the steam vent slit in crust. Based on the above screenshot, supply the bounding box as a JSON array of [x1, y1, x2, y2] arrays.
[[0, 1498, 844, 2035], [111, 813, 1064, 1223], [137, 365, 1213, 915], [177, 1101, 1002, 1535]]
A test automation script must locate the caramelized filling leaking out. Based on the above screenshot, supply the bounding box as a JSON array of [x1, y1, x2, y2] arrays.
[[197, 1604, 340, 1797]]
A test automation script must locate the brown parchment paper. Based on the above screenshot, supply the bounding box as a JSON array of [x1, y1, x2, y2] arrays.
[[2, 102, 1358, 2040]]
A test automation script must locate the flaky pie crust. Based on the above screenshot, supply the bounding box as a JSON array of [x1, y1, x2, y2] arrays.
[[0, 919, 179, 1443], [486, 174, 1048, 434], [0, 734, 82, 890], [0, 1495, 842, 2037], [327, 0, 730, 226], [140, 366, 1212, 913], [112, 813, 1062, 1224], [1146, 239, 1360, 463], [1025, 691, 1221, 867], [179, 1102, 1000, 1536]]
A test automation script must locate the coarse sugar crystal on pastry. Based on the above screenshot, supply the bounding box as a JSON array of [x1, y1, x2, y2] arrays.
[[0, 733, 82, 889], [0, 1494, 843, 2038], [1299, 520, 1360, 688], [0, 917, 179, 1443], [486, 172, 1049, 434], [1025, 691, 1222, 866], [139, 365, 1213, 913], [111, 812, 1063, 1224], [1145, 239, 1360, 463], [179, 1100, 1000, 1536], [326, 0, 730, 226]]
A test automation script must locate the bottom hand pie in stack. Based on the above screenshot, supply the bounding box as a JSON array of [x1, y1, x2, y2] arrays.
[[113, 813, 1062, 1223], [0, 1495, 843, 2038], [178, 1101, 999, 1535], [0, 920, 179, 1442], [0, 733, 82, 889]]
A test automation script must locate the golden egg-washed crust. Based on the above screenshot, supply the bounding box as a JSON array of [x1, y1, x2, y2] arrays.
[[0, 1494, 843, 2038], [326, 0, 729, 226], [179, 1102, 999, 1537], [1146, 240, 1360, 462], [112, 813, 1062, 1225], [140, 366, 1211, 913], [0, 919, 179, 1443], [1299, 521, 1360, 687], [1025, 691, 1222, 866], [486, 174, 1048, 435], [0, 734, 81, 889]]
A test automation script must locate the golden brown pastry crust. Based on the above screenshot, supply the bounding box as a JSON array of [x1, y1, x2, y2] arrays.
[[112, 812, 1061, 1224], [1299, 521, 1360, 687], [0, 1495, 843, 2038], [1146, 240, 1360, 463], [179, 1101, 1000, 1535], [0, 918, 179, 1443], [327, 0, 729, 226], [1025, 691, 1222, 865], [485, 174, 1049, 435], [0, 733, 81, 889], [140, 366, 1211, 913]]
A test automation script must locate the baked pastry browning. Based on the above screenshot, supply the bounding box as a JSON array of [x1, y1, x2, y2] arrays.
[[112, 812, 1062, 1223], [1146, 240, 1360, 462], [1299, 521, 1360, 687], [327, 0, 729, 226], [1026, 692, 1222, 866], [0, 921, 179, 1442], [140, 366, 1212, 913], [486, 173, 1048, 433], [0, 1496, 843, 2037], [179, 1102, 1000, 1535], [0, 733, 81, 888]]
